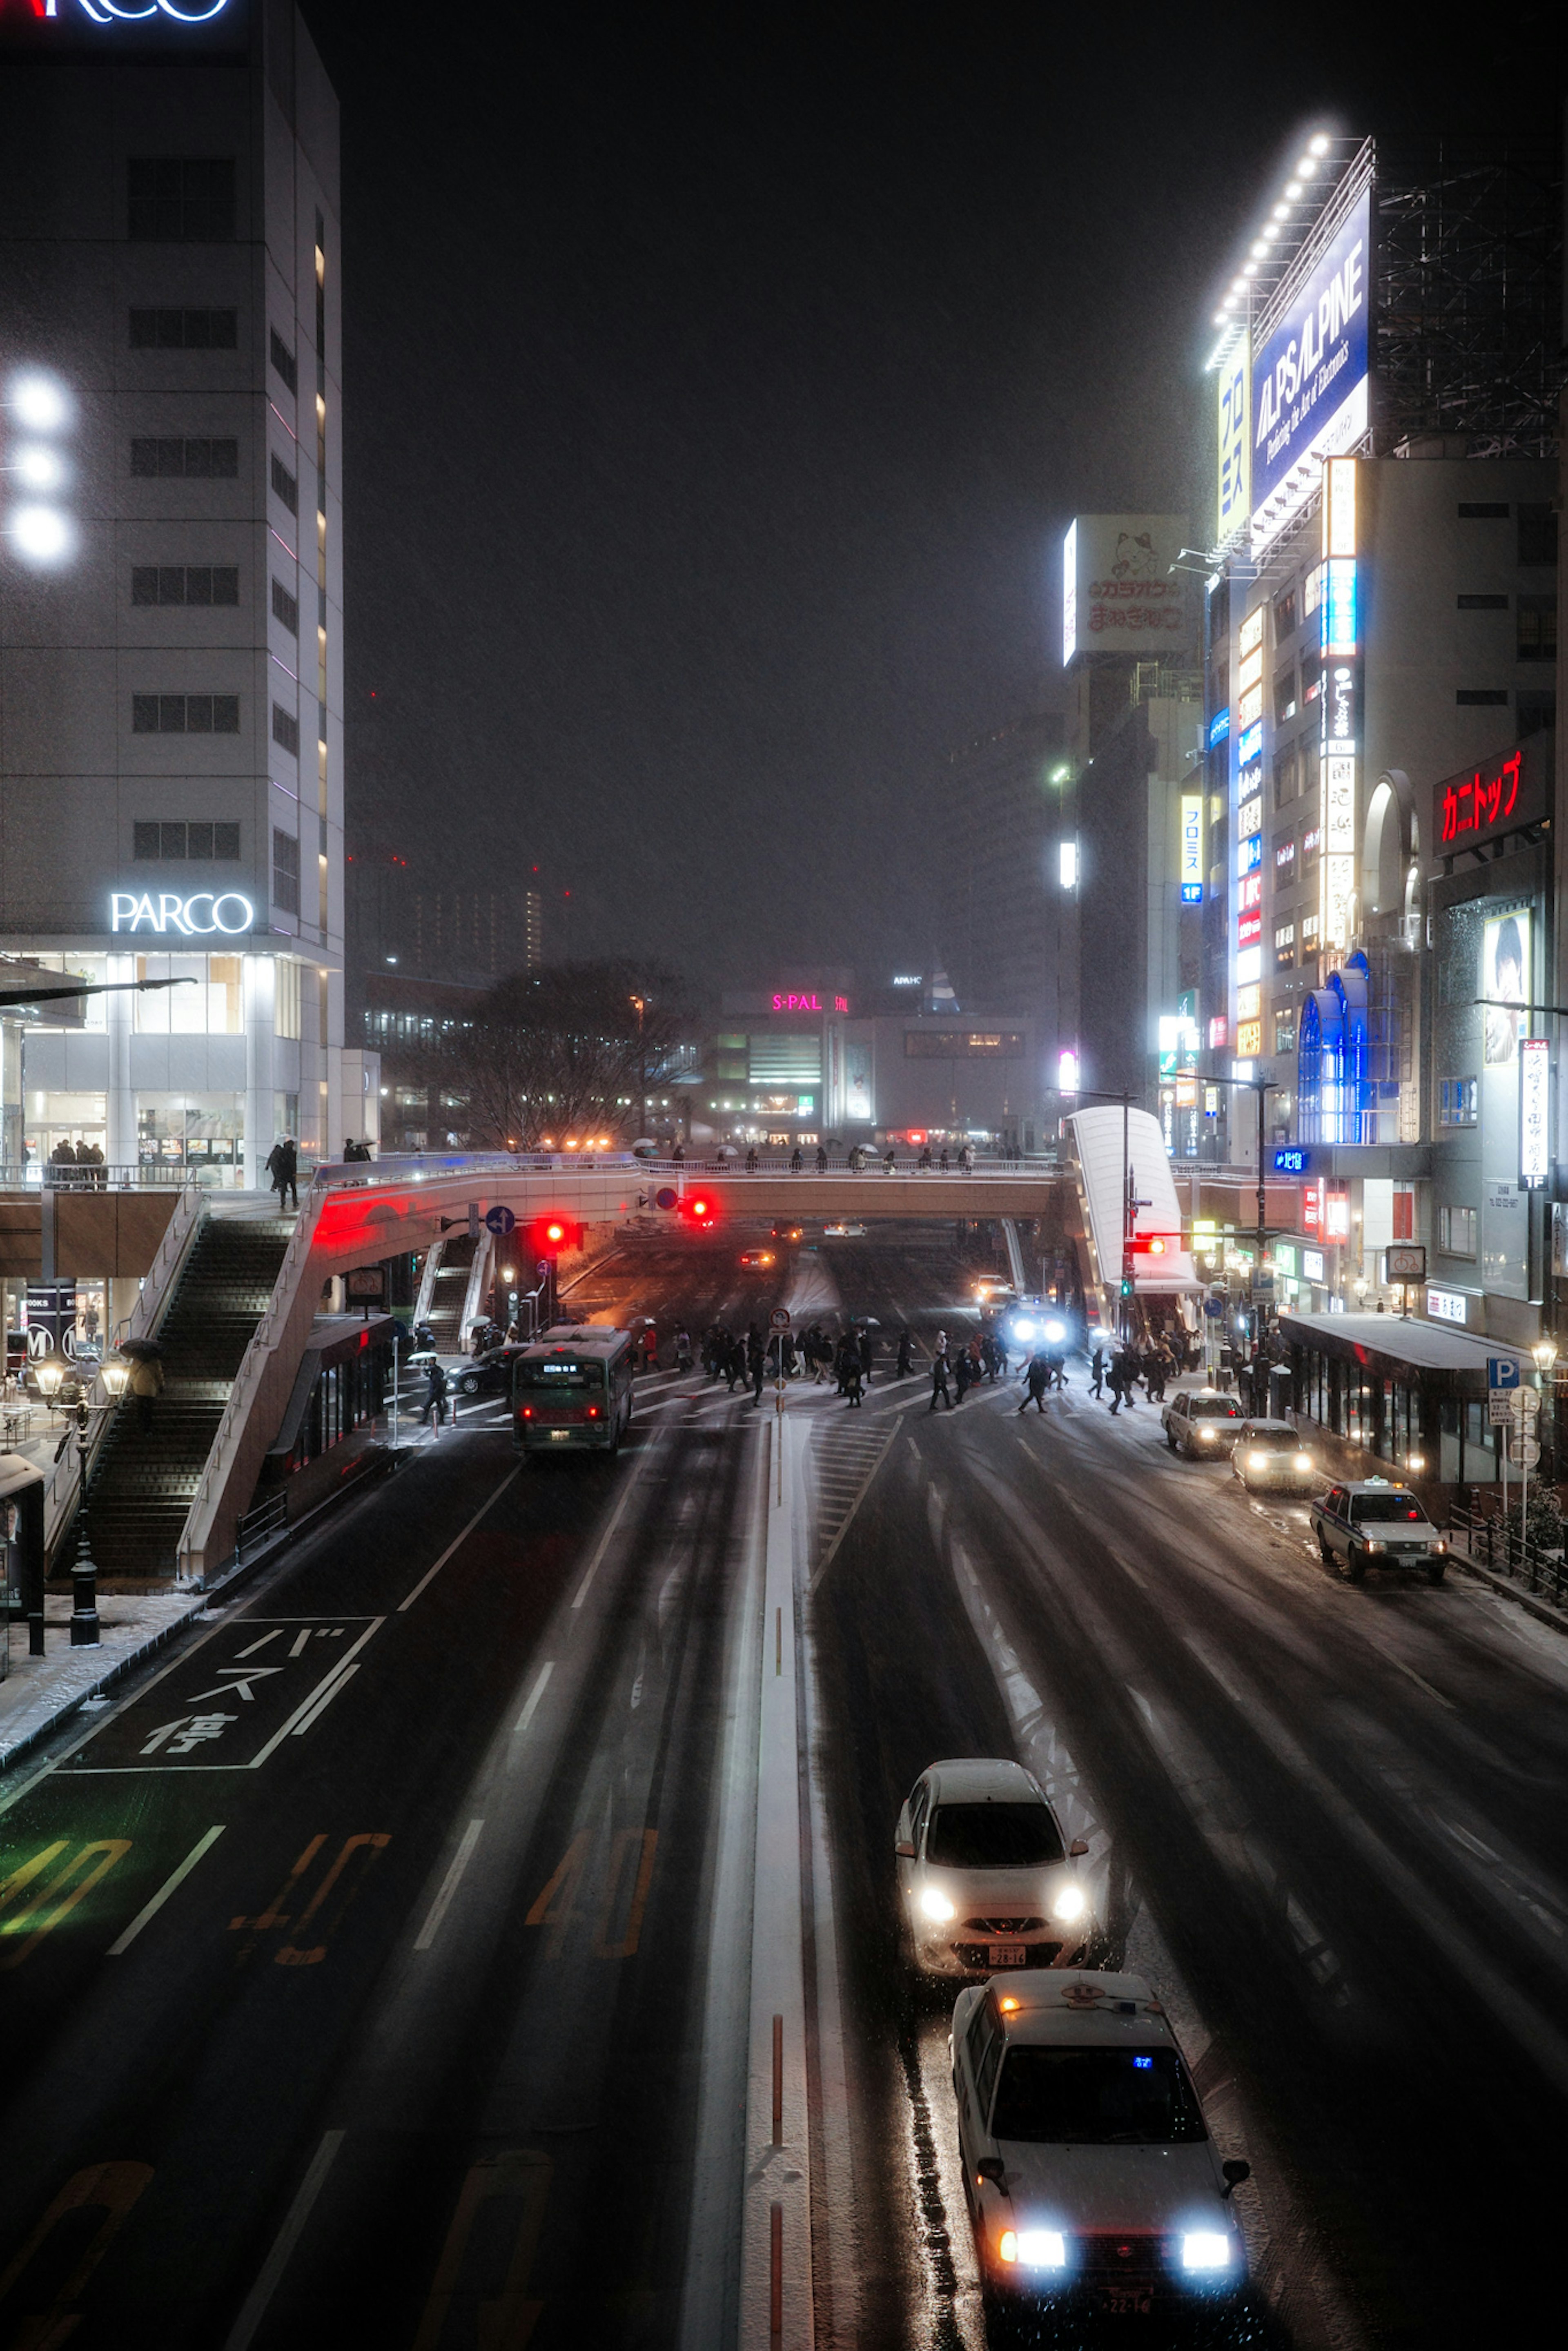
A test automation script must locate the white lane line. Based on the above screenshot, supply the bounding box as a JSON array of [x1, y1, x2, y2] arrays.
[[572, 1473, 645, 1609], [234, 1629, 283, 1660], [397, 1465, 521, 1613], [508, 1663, 553, 1765], [223, 2128, 346, 2351], [413, 1817, 484, 1952], [289, 1662, 361, 1737], [107, 1824, 225, 1955]]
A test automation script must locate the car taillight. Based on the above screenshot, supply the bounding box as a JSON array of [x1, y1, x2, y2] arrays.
[[521, 1406, 533, 1419], [586, 1406, 599, 1418]]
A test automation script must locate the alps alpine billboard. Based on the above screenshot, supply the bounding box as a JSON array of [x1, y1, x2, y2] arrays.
[[1250, 186, 1371, 546]]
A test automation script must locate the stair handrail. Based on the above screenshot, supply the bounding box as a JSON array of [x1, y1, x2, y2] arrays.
[[175, 1193, 326, 1584], [413, 1233, 444, 1326], [44, 1183, 205, 1562], [459, 1227, 493, 1343]]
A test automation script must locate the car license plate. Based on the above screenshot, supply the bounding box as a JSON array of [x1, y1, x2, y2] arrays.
[[989, 1942, 1027, 1968], [548, 1429, 572, 1443], [1098, 2285, 1153, 2317]]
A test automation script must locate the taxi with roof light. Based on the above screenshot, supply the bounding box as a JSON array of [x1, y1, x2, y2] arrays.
[[895, 1758, 1092, 1978], [1309, 1478, 1448, 1584], [1161, 1387, 1244, 1458], [949, 1969, 1250, 2318]]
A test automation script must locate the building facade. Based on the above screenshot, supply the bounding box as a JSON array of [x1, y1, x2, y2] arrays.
[[0, 0, 368, 1186]]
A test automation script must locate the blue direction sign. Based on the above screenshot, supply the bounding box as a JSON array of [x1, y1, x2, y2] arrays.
[[485, 1204, 517, 1236], [1488, 1357, 1519, 1391], [1204, 1297, 1224, 1317], [655, 1186, 678, 1211]]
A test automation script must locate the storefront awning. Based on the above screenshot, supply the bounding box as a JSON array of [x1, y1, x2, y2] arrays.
[[1276, 1310, 1533, 1390]]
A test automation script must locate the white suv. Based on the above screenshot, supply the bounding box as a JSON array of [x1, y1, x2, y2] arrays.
[[895, 1758, 1092, 1977], [951, 1970, 1250, 2319]]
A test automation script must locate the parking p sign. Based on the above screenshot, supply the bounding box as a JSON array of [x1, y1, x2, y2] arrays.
[[1488, 1357, 1519, 1391]]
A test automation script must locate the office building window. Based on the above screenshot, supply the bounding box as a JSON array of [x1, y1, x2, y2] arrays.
[[1517, 595, 1557, 663], [131, 693, 239, 734], [1273, 1007, 1296, 1054], [1439, 1078, 1478, 1128], [1301, 828, 1321, 872], [1456, 689, 1508, 705], [1518, 504, 1558, 566], [1301, 913, 1321, 947], [1457, 593, 1508, 610], [1272, 588, 1297, 642], [1517, 689, 1557, 736], [904, 1030, 1026, 1059], [131, 565, 238, 607], [131, 437, 238, 478], [270, 455, 298, 513], [1300, 651, 1323, 703], [275, 957, 302, 1039], [270, 328, 298, 393], [272, 704, 300, 756], [1274, 923, 1296, 971], [133, 821, 241, 860], [271, 579, 299, 634], [129, 307, 237, 349], [127, 158, 235, 242], [272, 829, 301, 915], [1273, 749, 1296, 808], [1439, 1205, 1478, 1259], [1274, 669, 1296, 724]]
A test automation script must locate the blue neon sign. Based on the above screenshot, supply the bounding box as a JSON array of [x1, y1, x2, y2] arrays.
[[1237, 720, 1263, 768], [1273, 1147, 1312, 1175], [1180, 882, 1204, 905], [1322, 557, 1357, 657], [1208, 707, 1230, 747]]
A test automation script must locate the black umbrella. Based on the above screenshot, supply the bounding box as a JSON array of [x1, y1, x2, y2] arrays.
[[118, 1335, 166, 1360]]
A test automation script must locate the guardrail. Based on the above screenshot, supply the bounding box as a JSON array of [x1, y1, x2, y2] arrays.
[[309, 1150, 1065, 1190], [1448, 1501, 1568, 1611], [0, 1161, 205, 1190]]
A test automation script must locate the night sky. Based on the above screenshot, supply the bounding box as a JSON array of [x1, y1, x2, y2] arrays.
[[307, 0, 1559, 994]]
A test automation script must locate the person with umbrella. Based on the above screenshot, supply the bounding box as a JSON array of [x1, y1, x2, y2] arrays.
[[120, 1335, 166, 1435]]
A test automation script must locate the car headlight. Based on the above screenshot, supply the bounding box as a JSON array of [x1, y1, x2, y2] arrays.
[[1016, 2230, 1067, 2269], [1196, 1425, 1216, 1440], [1363, 1539, 1386, 1555], [1043, 1319, 1067, 1344], [1247, 1451, 1267, 1469], [1051, 1881, 1086, 1923], [1013, 1319, 1036, 1342], [1181, 2232, 1234, 2272], [1432, 1539, 1446, 1553], [919, 1886, 955, 1922], [1295, 1453, 1313, 1470]]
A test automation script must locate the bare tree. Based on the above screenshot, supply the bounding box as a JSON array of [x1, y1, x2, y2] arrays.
[[430, 962, 690, 1149]]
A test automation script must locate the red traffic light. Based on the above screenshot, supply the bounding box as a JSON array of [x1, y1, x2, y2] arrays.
[[529, 1213, 584, 1257], [680, 1193, 717, 1227]]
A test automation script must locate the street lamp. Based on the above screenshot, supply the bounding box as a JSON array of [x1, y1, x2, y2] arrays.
[[34, 1356, 64, 1416], [51, 1358, 128, 1649], [1532, 1335, 1558, 1486]]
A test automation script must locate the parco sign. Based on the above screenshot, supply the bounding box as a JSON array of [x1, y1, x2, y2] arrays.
[[110, 890, 254, 935], [21, 1, 232, 19]]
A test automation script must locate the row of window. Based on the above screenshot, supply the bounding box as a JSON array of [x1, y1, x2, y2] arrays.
[[129, 695, 311, 755], [1266, 508, 1559, 649], [127, 566, 299, 634], [1439, 1204, 1479, 1259], [125, 440, 300, 515], [127, 313, 303, 388], [127, 158, 236, 244], [133, 822, 241, 862]]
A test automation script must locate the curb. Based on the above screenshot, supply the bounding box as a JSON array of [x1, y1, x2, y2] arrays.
[[0, 1596, 208, 1775], [1450, 1544, 1568, 1637]]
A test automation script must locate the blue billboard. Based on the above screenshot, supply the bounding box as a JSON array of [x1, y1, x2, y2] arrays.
[[1251, 187, 1371, 530]]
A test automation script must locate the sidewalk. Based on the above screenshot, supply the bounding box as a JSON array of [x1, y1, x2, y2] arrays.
[[0, 1587, 207, 1771]]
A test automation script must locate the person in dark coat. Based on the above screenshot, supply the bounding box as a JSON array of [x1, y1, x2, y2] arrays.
[[1018, 1352, 1050, 1413], [857, 1328, 874, 1385], [929, 1335, 953, 1411], [420, 1362, 449, 1426], [896, 1329, 914, 1379], [748, 1334, 766, 1405], [265, 1136, 298, 1210], [1089, 1344, 1106, 1398], [843, 1352, 864, 1406]]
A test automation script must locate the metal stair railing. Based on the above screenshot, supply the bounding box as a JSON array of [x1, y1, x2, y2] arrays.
[[176, 1193, 325, 1587], [1447, 1500, 1568, 1611]]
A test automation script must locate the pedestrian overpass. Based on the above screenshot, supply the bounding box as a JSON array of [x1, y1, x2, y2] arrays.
[[74, 1114, 1192, 1580]]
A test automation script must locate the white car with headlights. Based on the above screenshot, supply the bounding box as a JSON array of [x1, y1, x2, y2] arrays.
[[1229, 1418, 1321, 1495], [1161, 1387, 1243, 1459], [895, 1758, 1091, 1977], [950, 1970, 1250, 2320]]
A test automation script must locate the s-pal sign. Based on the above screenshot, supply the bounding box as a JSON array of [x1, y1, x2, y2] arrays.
[[771, 992, 849, 1013], [111, 890, 254, 934], [18, 1, 232, 21]]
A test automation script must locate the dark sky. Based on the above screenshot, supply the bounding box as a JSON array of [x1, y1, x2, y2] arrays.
[[307, 0, 1561, 993]]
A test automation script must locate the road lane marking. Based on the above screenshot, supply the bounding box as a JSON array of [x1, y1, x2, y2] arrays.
[[288, 1662, 361, 1737], [397, 1466, 522, 1613], [223, 2130, 345, 2351], [414, 1818, 484, 1952], [108, 1825, 225, 1954], [570, 1475, 641, 1609], [235, 1629, 284, 1659], [411, 2150, 551, 2351], [507, 1664, 553, 1766], [0, 2161, 154, 2322], [275, 1833, 391, 1967], [592, 1827, 657, 1959], [0, 1841, 133, 1969]]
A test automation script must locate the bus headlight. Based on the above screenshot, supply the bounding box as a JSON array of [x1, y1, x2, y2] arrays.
[[1181, 2233, 1234, 2272]]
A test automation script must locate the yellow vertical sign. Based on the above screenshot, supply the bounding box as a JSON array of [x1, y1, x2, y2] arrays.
[[1216, 333, 1251, 545]]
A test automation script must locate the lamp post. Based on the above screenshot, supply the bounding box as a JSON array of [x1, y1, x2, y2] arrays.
[[1532, 1334, 1558, 1491], [61, 1357, 127, 1648], [34, 1354, 64, 1422]]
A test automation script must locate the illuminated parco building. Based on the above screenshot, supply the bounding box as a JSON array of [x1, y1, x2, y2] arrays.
[[0, 0, 374, 1186]]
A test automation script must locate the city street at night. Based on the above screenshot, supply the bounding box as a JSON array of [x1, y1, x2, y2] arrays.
[[0, 1232, 1562, 2346]]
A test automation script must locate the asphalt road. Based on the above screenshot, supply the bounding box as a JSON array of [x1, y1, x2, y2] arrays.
[[0, 1223, 1562, 2350]]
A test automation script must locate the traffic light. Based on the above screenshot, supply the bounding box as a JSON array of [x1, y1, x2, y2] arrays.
[[1120, 1275, 1134, 1299], [529, 1213, 584, 1259], [680, 1192, 718, 1229]]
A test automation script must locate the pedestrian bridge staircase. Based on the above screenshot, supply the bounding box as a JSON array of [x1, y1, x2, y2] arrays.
[[423, 1232, 477, 1353], [75, 1217, 291, 1582]]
